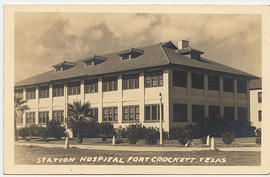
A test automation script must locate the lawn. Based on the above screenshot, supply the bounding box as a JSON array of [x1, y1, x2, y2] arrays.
[[18, 137, 260, 148], [14, 145, 260, 166]]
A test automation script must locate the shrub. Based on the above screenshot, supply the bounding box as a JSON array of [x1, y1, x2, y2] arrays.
[[229, 121, 256, 138], [125, 124, 146, 144], [18, 127, 29, 140], [222, 132, 235, 144], [39, 127, 49, 141], [29, 125, 40, 136], [113, 126, 127, 143], [162, 131, 169, 140], [173, 126, 192, 145], [144, 127, 159, 145], [256, 137, 261, 145], [47, 120, 65, 140], [98, 122, 114, 141]]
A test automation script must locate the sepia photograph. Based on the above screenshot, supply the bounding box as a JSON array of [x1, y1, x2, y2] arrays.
[[3, 4, 270, 174]]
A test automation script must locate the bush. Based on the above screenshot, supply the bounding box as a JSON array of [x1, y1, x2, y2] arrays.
[[144, 127, 159, 145], [47, 120, 65, 140], [39, 127, 49, 141], [113, 126, 127, 143], [256, 137, 261, 145], [162, 131, 169, 140], [172, 126, 192, 145], [29, 125, 40, 136], [98, 122, 114, 141], [18, 127, 29, 139], [222, 132, 235, 144], [125, 124, 146, 144]]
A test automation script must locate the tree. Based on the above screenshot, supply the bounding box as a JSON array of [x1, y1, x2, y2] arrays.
[[67, 101, 92, 143], [14, 97, 29, 141]]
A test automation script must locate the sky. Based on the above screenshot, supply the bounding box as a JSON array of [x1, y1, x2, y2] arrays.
[[15, 13, 261, 83]]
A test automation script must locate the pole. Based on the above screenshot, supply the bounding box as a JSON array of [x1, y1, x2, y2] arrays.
[[159, 93, 163, 146]]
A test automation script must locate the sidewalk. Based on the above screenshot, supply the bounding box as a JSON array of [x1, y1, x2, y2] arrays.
[[15, 141, 261, 152]]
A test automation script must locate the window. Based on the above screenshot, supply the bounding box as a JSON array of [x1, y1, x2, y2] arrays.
[[53, 110, 64, 123], [173, 104, 187, 122], [39, 85, 49, 98], [39, 111, 49, 124], [123, 105, 139, 122], [53, 84, 64, 97], [238, 107, 247, 122], [173, 70, 187, 87], [26, 112, 35, 125], [224, 107, 234, 121], [192, 105, 204, 122], [102, 107, 118, 122], [123, 74, 139, 90], [26, 87, 36, 100], [208, 75, 220, 91], [102, 76, 118, 92], [145, 104, 163, 121], [145, 71, 163, 88], [223, 78, 234, 92], [89, 108, 98, 121], [68, 82, 81, 95], [237, 79, 247, 93], [15, 89, 23, 99], [258, 92, 262, 103], [209, 105, 220, 119], [192, 72, 204, 89], [85, 79, 98, 93]]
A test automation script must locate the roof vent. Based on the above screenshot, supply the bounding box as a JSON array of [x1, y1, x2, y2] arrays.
[[178, 40, 204, 60], [119, 48, 144, 60], [53, 61, 76, 72], [82, 55, 107, 66]]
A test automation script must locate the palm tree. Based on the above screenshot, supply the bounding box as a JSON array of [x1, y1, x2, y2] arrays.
[[67, 101, 92, 143], [14, 97, 29, 141]]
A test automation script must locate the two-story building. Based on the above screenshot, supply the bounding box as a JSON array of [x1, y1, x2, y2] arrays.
[[14, 40, 258, 131]]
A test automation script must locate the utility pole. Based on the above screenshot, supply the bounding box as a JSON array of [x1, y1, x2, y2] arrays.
[[159, 92, 163, 146]]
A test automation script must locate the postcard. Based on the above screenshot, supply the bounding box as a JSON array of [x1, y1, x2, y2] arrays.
[[3, 4, 270, 174]]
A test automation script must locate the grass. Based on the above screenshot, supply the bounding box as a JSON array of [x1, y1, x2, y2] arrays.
[[18, 136, 260, 148], [14, 145, 260, 166]]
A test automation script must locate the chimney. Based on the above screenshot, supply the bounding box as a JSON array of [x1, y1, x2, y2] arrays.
[[178, 40, 189, 49]]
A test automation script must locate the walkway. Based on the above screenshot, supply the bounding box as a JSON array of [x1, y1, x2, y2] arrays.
[[15, 142, 261, 152]]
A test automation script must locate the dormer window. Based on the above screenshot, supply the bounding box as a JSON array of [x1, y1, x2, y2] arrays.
[[119, 48, 144, 60], [177, 40, 204, 60], [53, 61, 75, 72], [82, 55, 107, 67]]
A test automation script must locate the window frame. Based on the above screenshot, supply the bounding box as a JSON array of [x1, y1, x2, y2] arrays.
[[238, 107, 248, 122], [144, 104, 164, 122], [122, 73, 139, 90], [192, 104, 204, 122], [173, 103, 188, 122], [258, 110, 262, 121], [191, 72, 204, 89], [144, 70, 163, 88], [122, 105, 139, 123], [15, 89, 23, 99], [173, 69, 187, 87], [224, 106, 235, 121], [102, 76, 118, 92], [85, 79, 98, 94], [237, 79, 247, 94], [53, 84, 64, 97], [89, 108, 98, 121], [223, 77, 234, 92], [102, 107, 118, 122], [26, 87, 36, 100], [38, 111, 49, 125], [26, 112, 36, 125], [208, 74, 220, 91], [68, 81, 81, 96], [39, 85, 49, 99], [52, 110, 64, 124]]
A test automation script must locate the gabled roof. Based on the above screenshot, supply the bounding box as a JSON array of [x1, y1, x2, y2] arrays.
[[15, 41, 258, 87]]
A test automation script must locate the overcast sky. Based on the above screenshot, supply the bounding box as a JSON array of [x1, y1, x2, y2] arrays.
[[15, 13, 261, 83]]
